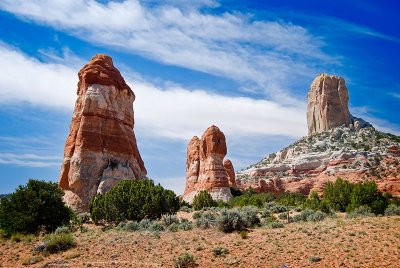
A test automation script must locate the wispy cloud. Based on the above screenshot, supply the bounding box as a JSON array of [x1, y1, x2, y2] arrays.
[[0, 153, 61, 167], [0, 0, 333, 103], [320, 17, 400, 44], [388, 92, 400, 100]]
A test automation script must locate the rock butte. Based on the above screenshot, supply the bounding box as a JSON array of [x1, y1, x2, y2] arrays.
[[236, 74, 400, 197], [183, 125, 233, 203], [59, 54, 147, 212], [307, 74, 352, 135]]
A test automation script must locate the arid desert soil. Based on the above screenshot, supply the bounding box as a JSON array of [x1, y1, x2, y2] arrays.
[[1, 214, 399, 268]]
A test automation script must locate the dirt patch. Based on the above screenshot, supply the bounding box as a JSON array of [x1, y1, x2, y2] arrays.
[[1, 215, 399, 267]]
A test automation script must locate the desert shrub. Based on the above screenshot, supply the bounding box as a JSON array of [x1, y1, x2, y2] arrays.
[[278, 212, 288, 220], [89, 179, 180, 224], [179, 206, 192, 213], [192, 191, 216, 211], [217, 208, 244, 233], [260, 208, 271, 219], [71, 212, 90, 232], [212, 246, 229, 257], [125, 221, 140, 231], [149, 221, 165, 232], [168, 223, 179, 232], [161, 214, 180, 226], [239, 206, 260, 228], [306, 211, 326, 222], [192, 211, 202, 219], [289, 214, 303, 223], [298, 209, 326, 222], [270, 222, 284, 228], [195, 211, 216, 229], [179, 200, 191, 208], [179, 221, 193, 231], [347, 181, 388, 214], [323, 178, 354, 212], [44, 233, 76, 253], [276, 191, 306, 207], [303, 191, 321, 211], [139, 219, 152, 230], [261, 215, 276, 226], [346, 206, 375, 219], [0, 180, 72, 236], [55, 226, 70, 234], [215, 200, 229, 208], [173, 252, 195, 268], [116, 221, 127, 230], [385, 204, 400, 216], [265, 202, 287, 213]]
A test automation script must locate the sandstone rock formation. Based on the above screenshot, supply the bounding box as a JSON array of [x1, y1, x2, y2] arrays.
[[223, 159, 236, 187], [59, 54, 147, 212], [307, 74, 352, 135], [236, 126, 400, 197], [183, 125, 233, 203], [236, 74, 400, 197]]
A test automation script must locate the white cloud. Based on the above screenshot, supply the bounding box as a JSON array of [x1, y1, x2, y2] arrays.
[[0, 153, 61, 167], [0, 0, 332, 103], [388, 92, 400, 100], [0, 43, 77, 109], [0, 43, 308, 140]]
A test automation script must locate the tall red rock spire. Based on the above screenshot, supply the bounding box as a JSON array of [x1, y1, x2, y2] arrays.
[[59, 54, 147, 212], [183, 125, 232, 203]]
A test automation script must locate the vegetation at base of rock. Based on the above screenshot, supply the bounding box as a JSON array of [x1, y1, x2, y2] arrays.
[[323, 179, 354, 212], [0, 180, 72, 236], [346, 206, 375, 219], [321, 179, 388, 214], [43, 232, 76, 253], [347, 181, 388, 214], [173, 252, 195, 268], [227, 189, 274, 208], [192, 190, 217, 211], [89, 179, 180, 224], [384, 204, 400, 216]]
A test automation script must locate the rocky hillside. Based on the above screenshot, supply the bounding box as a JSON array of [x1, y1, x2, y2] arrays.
[[236, 74, 400, 197]]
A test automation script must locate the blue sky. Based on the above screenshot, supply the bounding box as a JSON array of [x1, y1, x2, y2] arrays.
[[0, 0, 399, 195]]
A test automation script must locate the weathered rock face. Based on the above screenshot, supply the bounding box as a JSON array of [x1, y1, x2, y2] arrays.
[[236, 74, 400, 197], [223, 159, 236, 187], [183, 125, 232, 203], [307, 74, 352, 135], [59, 54, 147, 212], [236, 126, 400, 197]]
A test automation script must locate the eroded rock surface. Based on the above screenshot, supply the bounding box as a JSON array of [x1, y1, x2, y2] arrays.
[[59, 54, 147, 212], [224, 159, 236, 187], [307, 74, 352, 135], [183, 125, 233, 203]]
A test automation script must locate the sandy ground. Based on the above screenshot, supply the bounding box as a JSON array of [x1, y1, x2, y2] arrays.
[[1, 214, 399, 268]]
